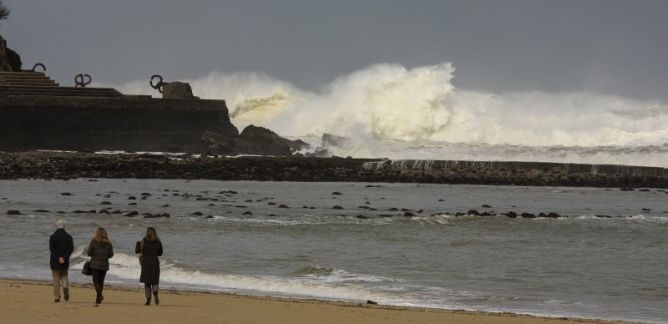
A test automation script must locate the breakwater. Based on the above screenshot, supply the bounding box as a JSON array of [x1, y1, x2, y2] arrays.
[[0, 95, 237, 153], [362, 159, 668, 177], [1, 152, 667, 188]]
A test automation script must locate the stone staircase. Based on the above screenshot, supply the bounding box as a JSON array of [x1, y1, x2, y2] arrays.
[[0, 71, 123, 97]]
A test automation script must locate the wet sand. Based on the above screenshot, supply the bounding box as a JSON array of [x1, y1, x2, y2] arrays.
[[1, 280, 631, 324]]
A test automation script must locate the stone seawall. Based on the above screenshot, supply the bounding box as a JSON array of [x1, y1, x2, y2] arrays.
[[362, 159, 668, 178], [0, 95, 238, 153], [1, 152, 667, 188]]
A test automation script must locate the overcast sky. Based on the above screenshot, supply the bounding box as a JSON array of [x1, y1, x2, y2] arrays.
[[2, 0, 667, 101]]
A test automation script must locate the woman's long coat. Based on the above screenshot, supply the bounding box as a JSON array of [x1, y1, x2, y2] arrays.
[[135, 239, 163, 284]]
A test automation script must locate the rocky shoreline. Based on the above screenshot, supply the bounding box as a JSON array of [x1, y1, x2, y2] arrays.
[[1, 151, 667, 188]]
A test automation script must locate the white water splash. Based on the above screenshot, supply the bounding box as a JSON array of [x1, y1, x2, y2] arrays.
[[103, 62, 668, 166]]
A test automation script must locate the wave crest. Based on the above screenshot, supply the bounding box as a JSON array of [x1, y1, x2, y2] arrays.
[[107, 62, 668, 165]]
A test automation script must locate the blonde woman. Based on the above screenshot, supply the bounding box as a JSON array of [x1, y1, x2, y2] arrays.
[[135, 227, 163, 305], [87, 227, 114, 304]]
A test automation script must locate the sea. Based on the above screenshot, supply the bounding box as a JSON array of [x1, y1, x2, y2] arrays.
[[1, 178, 667, 323]]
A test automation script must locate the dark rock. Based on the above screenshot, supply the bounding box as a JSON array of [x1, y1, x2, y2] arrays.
[[547, 212, 561, 218], [124, 211, 139, 217], [192, 211, 203, 216], [638, 188, 650, 192], [205, 215, 214, 219], [144, 213, 170, 218], [61, 193, 73, 196], [356, 215, 370, 219], [161, 204, 170, 207], [268, 202, 276, 206], [332, 205, 344, 210], [417, 209, 423, 214], [467, 209, 480, 216], [128, 196, 137, 200], [595, 214, 612, 218], [388, 208, 398, 211], [73, 210, 96, 214], [129, 202, 137, 206], [481, 204, 492, 208], [34, 209, 50, 213], [520, 212, 536, 218], [234, 125, 309, 156], [278, 204, 289, 208], [242, 211, 253, 215], [403, 212, 415, 217], [6, 210, 21, 215], [100, 201, 112, 205], [331, 191, 343, 195], [366, 300, 378, 305]]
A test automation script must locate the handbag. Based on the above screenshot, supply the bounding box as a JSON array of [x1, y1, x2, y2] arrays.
[[81, 259, 92, 276]]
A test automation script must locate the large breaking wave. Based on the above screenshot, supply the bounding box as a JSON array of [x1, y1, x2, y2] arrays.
[[107, 62, 668, 167]]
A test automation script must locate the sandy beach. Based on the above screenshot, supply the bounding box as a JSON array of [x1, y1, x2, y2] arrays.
[[1, 280, 630, 324]]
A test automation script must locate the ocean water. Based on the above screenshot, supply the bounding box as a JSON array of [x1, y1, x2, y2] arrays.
[[1, 179, 667, 323]]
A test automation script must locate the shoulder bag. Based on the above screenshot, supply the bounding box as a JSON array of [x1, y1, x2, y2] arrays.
[[81, 258, 92, 276]]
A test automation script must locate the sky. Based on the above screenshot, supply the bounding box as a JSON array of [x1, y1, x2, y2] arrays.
[[1, 0, 667, 101]]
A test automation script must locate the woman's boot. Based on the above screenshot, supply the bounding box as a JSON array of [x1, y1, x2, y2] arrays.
[[144, 285, 152, 305], [153, 291, 159, 305], [94, 282, 102, 304]]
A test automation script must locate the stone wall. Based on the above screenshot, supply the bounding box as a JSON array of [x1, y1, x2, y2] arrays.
[[0, 95, 239, 153]]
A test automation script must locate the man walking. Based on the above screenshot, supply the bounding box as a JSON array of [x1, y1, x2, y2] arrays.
[[50, 219, 73, 302]]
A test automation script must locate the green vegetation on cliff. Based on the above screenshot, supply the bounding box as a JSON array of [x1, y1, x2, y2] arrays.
[[0, 1, 9, 20]]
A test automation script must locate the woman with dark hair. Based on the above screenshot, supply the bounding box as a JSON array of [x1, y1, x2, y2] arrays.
[[135, 227, 163, 305], [87, 227, 114, 304]]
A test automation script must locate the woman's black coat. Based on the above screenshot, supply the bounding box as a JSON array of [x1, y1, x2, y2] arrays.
[[135, 239, 163, 284], [87, 239, 114, 271]]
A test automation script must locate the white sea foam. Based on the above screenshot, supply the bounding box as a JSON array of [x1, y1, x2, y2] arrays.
[[102, 62, 668, 166], [71, 251, 402, 304]]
